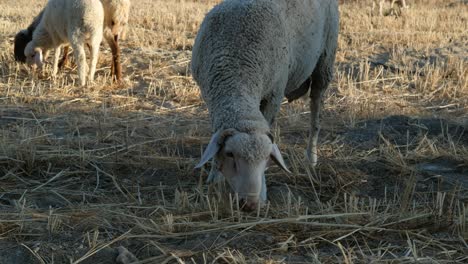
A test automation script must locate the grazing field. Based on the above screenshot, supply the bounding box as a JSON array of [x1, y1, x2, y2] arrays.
[[0, 0, 467, 263]]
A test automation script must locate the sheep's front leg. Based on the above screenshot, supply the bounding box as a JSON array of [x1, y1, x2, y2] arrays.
[[105, 33, 122, 82], [379, 0, 385, 16], [73, 44, 87, 86], [88, 40, 101, 83], [52, 47, 61, 79]]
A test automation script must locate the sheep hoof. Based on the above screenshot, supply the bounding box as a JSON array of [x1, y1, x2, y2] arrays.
[[116, 246, 138, 264]]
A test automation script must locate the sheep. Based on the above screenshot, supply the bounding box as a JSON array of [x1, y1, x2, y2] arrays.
[[24, 0, 104, 86], [16, 0, 130, 83], [192, 0, 339, 211], [14, 10, 43, 63], [373, 0, 409, 16], [101, 0, 131, 82], [14, 9, 71, 69]]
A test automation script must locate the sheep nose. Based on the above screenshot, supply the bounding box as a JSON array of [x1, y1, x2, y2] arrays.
[[240, 199, 258, 212]]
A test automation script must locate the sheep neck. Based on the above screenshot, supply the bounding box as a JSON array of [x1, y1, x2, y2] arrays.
[[209, 94, 269, 135]]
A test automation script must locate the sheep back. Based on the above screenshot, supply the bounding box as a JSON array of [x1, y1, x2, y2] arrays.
[[192, 0, 339, 131], [33, 0, 104, 49]]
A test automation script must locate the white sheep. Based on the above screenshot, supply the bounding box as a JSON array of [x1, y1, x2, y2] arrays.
[[24, 0, 104, 86], [192, 0, 339, 211], [17, 0, 130, 82], [52, 0, 131, 81], [15, 10, 70, 69]]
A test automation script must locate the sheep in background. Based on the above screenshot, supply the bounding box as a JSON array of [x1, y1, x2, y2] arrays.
[[14, 9, 71, 69], [101, 0, 131, 82], [15, 0, 130, 83], [24, 0, 104, 86], [192, 0, 339, 211], [373, 0, 409, 16], [14, 10, 43, 63]]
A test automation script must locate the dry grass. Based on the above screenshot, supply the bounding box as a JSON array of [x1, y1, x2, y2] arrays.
[[0, 0, 467, 263]]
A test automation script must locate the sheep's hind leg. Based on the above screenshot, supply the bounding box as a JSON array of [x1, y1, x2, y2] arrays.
[[88, 40, 100, 83], [105, 33, 122, 82], [58, 46, 70, 69], [307, 79, 324, 167], [307, 54, 334, 167], [73, 44, 87, 86]]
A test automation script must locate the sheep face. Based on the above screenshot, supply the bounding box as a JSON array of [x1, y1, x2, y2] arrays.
[[196, 129, 290, 211], [24, 43, 44, 69]]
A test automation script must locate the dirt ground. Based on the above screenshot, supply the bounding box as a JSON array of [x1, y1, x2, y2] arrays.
[[0, 0, 467, 263]]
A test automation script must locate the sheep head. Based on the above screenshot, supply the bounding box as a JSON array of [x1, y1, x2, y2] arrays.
[[24, 43, 43, 69], [14, 29, 32, 62], [196, 129, 290, 211]]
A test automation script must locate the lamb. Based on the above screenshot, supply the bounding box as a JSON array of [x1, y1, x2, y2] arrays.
[[14, 10, 71, 69], [24, 0, 104, 86], [16, 0, 130, 82], [192, 0, 339, 211], [14, 10, 43, 63]]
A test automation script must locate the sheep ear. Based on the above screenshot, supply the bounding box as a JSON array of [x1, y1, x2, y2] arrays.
[[196, 130, 222, 169], [195, 129, 236, 169], [270, 144, 291, 173], [34, 49, 43, 68]]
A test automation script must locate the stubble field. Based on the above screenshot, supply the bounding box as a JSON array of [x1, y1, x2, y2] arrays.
[[0, 0, 467, 263]]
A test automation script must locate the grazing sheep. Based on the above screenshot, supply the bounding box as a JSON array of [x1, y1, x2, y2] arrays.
[[373, 0, 408, 16], [24, 0, 104, 86], [101, 0, 131, 82], [14, 10, 44, 63], [16, 0, 129, 83], [15, 10, 70, 68], [192, 0, 339, 210]]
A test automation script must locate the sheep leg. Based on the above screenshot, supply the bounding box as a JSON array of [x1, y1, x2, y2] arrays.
[[73, 44, 87, 86], [113, 35, 122, 82], [105, 33, 122, 82], [52, 47, 61, 78], [88, 41, 100, 83], [307, 81, 324, 167], [379, 0, 385, 16], [307, 53, 334, 166], [58, 46, 70, 69], [401, 0, 408, 8]]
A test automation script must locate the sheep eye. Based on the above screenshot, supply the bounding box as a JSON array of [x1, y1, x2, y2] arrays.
[[111, 21, 115, 26], [226, 152, 234, 158]]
